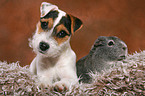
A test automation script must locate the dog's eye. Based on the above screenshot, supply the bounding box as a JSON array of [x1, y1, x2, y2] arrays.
[[56, 30, 68, 38], [108, 40, 115, 46], [41, 22, 48, 29]]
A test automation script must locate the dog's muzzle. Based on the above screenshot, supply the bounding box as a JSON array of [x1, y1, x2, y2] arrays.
[[39, 42, 50, 53]]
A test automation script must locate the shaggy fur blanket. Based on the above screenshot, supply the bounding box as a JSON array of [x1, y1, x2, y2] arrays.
[[0, 51, 144, 96]]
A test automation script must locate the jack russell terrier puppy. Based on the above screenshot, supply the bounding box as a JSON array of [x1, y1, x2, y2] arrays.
[[29, 2, 83, 91]]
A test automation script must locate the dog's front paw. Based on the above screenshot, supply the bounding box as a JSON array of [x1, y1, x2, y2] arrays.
[[53, 81, 69, 92], [38, 82, 50, 88]]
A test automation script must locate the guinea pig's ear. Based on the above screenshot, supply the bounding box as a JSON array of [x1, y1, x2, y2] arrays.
[[90, 39, 103, 53], [93, 39, 103, 47], [93, 36, 107, 47], [67, 14, 83, 35]]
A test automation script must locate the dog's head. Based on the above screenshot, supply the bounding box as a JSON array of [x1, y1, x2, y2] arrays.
[[30, 2, 83, 57]]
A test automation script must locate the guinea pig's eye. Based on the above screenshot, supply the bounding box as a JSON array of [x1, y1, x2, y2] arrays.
[[56, 30, 68, 38], [41, 22, 48, 29], [108, 40, 115, 46]]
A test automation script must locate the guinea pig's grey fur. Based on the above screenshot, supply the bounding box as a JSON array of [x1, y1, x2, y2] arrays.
[[77, 36, 128, 83]]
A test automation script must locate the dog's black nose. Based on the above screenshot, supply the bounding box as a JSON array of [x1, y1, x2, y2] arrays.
[[39, 42, 49, 51]]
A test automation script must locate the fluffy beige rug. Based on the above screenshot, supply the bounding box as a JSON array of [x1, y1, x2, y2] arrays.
[[0, 51, 144, 95]]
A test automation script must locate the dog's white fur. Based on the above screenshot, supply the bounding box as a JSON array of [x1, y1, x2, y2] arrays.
[[29, 2, 79, 90]]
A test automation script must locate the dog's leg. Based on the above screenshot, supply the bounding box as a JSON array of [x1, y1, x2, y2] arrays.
[[53, 66, 78, 92], [30, 57, 37, 75], [52, 50, 78, 92], [38, 72, 53, 87]]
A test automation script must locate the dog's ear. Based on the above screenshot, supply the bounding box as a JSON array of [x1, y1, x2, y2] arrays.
[[68, 14, 83, 34], [40, 2, 58, 18]]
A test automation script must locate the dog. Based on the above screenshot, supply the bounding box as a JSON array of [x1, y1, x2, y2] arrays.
[[29, 2, 83, 91]]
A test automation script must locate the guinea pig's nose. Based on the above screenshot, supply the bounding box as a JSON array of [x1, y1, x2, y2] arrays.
[[39, 42, 49, 51]]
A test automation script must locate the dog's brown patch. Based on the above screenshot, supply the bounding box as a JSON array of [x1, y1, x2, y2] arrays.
[[37, 22, 43, 34], [41, 18, 54, 29], [37, 18, 54, 34], [53, 24, 70, 45], [55, 24, 69, 35], [54, 35, 69, 45]]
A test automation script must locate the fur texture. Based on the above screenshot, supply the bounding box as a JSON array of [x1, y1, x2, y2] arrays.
[[0, 51, 144, 95]]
